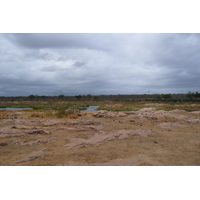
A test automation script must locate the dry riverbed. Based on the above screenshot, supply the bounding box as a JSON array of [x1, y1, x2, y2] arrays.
[[0, 105, 200, 166]]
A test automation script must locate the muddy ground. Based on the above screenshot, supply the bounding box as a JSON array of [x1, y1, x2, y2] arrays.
[[0, 104, 200, 166]]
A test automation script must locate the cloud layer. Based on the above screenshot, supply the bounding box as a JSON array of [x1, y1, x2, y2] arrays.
[[0, 33, 200, 96]]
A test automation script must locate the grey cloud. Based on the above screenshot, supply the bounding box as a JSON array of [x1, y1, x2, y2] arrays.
[[57, 56, 68, 61], [1, 33, 200, 96], [25, 50, 67, 62], [38, 52, 51, 60], [0, 75, 54, 87], [72, 61, 86, 67], [41, 65, 59, 72], [142, 34, 200, 68], [25, 52, 51, 61], [41, 65, 68, 72], [0, 77, 54, 96]]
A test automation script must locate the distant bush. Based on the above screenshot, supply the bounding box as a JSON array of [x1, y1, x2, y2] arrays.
[[59, 94, 65, 99], [28, 95, 35, 100], [75, 95, 82, 100], [162, 94, 171, 99]]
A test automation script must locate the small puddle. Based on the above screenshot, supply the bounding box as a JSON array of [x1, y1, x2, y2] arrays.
[[82, 106, 99, 112], [0, 108, 33, 111]]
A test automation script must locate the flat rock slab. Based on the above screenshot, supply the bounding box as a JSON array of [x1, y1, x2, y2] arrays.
[[69, 120, 101, 125], [13, 137, 58, 146], [158, 122, 179, 129], [16, 148, 47, 163], [55, 126, 98, 132]]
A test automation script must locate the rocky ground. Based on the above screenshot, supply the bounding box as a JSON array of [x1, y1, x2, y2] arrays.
[[0, 106, 200, 166]]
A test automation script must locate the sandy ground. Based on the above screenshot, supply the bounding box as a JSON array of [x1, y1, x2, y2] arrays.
[[0, 107, 200, 166]]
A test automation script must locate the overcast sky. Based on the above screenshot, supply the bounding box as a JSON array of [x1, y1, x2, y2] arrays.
[[0, 33, 200, 96]]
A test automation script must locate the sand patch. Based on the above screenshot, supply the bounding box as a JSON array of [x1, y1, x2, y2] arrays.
[[62, 154, 161, 166]]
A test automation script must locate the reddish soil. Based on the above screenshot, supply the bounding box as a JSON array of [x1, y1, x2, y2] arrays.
[[0, 108, 200, 166]]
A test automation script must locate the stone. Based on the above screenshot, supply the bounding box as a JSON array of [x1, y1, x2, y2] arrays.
[[69, 120, 100, 125], [0, 142, 7, 146], [65, 109, 81, 115], [27, 130, 45, 134], [158, 122, 178, 129], [93, 111, 127, 118]]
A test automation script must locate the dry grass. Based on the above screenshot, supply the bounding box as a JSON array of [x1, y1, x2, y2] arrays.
[[0, 112, 7, 119], [0, 101, 200, 166], [43, 110, 56, 118], [28, 110, 79, 119], [0, 111, 13, 119], [30, 113, 43, 118], [68, 113, 79, 119]]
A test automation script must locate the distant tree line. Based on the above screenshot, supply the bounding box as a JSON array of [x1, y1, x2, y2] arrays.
[[0, 92, 200, 102], [186, 91, 200, 99]]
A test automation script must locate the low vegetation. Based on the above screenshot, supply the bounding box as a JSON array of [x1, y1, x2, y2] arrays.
[[1, 94, 200, 166], [0, 92, 200, 117]]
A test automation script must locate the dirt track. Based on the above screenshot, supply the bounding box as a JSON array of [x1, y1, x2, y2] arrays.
[[0, 107, 200, 166]]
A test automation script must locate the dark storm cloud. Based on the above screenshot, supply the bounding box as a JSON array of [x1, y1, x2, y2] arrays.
[[3, 33, 114, 51], [4, 33, 86, 49]]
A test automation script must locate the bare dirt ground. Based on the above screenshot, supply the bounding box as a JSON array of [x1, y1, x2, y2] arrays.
[[0, 105, 200, 166]]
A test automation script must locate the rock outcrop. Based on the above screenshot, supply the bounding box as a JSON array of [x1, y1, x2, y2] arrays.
[[65, 109, 81, 116], [93, 111, 127, 118]]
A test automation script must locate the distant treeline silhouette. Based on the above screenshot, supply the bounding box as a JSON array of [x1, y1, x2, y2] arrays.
[[1, 92, 200, 102]]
